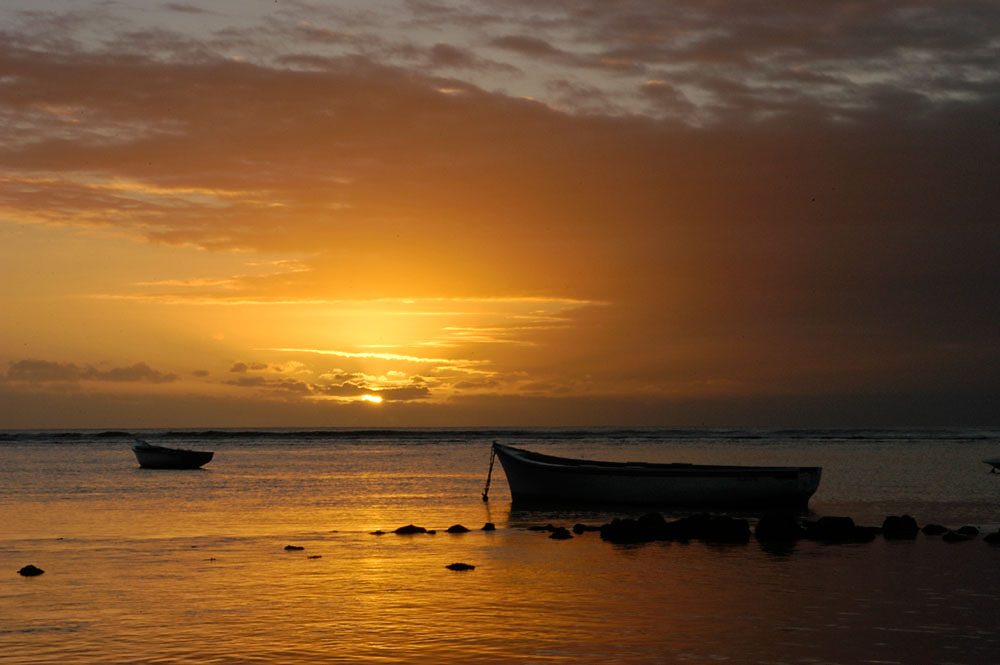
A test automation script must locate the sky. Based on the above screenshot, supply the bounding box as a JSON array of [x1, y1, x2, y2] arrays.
[[1, 0, 998, 429]]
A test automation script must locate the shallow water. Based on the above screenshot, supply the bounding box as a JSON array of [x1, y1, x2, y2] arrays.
[[2, 428, 999, 664]]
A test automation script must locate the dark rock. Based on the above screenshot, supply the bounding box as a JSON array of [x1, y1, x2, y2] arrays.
[[307, 555, 322, 559], [600, 517, 652, 544], [370, 530, 385, 535], [983, 530, 1000, 544], [755, 512, 804, 542], [702, 516, 751, 544], [638, 512, 672, 539], [804, 516, 876, 543], [600, 513, 749, 544], [18, 564, 44, 577], [665, 514, 749, 543], [446, 524, 470, 533], [882, 515, 919, 539], [284, 545, 305, 551], [921, 523, 948, 535], [394, 524, 427, 535], [943, 530, 973, 543], [482, 522, 496, 531], [426, 529, 437, 535], [956, 525, 979, 537], [527, 524, 558, 532], [548, 527, 573, 540], [572, 523, 601, 534], [445, 562, 475, 571], [665, 513, 708, 540]]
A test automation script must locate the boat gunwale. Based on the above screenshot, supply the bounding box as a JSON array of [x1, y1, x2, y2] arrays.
[[494, 443, 821, 478]]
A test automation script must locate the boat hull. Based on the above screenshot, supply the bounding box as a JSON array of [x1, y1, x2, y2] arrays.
[[493, 444, 821, 509], [132, 443, 213, 469]]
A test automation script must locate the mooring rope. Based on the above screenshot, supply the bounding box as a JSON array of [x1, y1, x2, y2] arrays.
[[481, 443, 497, 502]]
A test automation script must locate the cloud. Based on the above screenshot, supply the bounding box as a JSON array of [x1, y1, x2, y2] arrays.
[[6, 360, 178, 383], [163, 4, 212, 15], [377, 385, 431, 401], [0, 2, 998, 424], [230, 361, 268, 373], [224, 376, 310, 393]]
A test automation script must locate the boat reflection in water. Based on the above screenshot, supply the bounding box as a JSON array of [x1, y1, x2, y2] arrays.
[[132, 438, 214, 469], [492, 443, 821, 509]]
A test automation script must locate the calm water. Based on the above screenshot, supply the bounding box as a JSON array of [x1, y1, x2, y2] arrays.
[[2, 428, 999, 664]]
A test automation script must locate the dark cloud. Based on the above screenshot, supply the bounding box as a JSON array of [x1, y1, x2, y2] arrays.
[[312, 382, 368, 397], [377, 385, 431, 401], [429, 42, 474, 67], [230, 362, 270, 373], [224, 376, 311, 393], [6, 359, 178, 383], [163, 3, 212, 15]]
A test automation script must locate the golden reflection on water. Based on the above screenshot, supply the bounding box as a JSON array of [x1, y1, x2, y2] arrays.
[[6, 527, 1000, 664], [4, 436, 1000, 664]]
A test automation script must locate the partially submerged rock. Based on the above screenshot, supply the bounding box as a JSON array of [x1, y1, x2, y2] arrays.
[[882, 515, 919, 539], [983, 530, 1000, 544], [18, 564, 44, 577], [921, 523, 948, 535], [446, 524, 470, 533], [445, 562, 475, 571], [481, 522, 496, 531], [803, 516, 877, 543], [527, 524, 559, 532], [394, 524, 427, 535], [573, 523, 602, 534], [957, 525, 979, 537], [548, 527, 573, 540], [754, 512, 805, 542], [599, 513, 750, 545], [284, 545, 305, 551], [943, 530, 974, 543]]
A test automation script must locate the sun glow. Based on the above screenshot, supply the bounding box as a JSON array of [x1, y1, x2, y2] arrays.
[[360, 394, 383, 404]]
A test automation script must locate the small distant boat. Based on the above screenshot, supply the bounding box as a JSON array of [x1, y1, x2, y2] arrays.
[[984, 458, 1000, 473], [132, 439, 214, 469], [491, 443, 821, 509]]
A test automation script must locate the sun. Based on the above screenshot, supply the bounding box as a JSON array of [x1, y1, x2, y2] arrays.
[[360, 394, 383, 404]]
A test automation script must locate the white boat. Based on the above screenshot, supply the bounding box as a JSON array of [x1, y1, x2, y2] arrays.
[[984, 458, 1000, 472], [491, 443, 821, 509], [132, 439, 214, 469]]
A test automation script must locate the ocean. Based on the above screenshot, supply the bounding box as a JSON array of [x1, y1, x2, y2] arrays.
[[2, 428, 999, 664]]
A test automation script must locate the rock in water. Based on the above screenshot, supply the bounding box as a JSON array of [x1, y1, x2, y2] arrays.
[[18, 564, 44, 577], [446, 524, 470, 533], [755, 512, 804, 542], [481, 522, 496, 531], [549, 527, 573, 540], [942, 531, 973, 543], [882, 515, 919, 539], [445, 562, 475, 571], [804, 516, 876, 543], [284, 545, 305, 551], [394, 524, 427, 535]]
